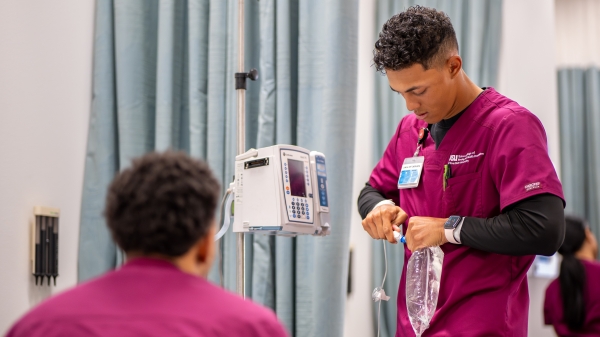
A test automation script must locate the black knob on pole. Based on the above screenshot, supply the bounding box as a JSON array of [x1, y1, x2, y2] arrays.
[[235, 68, 260, 90], [247, 68, 258, 81]]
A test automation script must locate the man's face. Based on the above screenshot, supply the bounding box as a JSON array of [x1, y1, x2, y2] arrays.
[[386, 62, 457, 124]]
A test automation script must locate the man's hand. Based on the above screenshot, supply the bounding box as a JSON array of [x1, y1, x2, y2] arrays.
[[361, 205, 407, 243], [404, 216, 449, 252]]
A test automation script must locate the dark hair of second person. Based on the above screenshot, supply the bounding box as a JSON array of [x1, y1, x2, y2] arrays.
[[104, 151, 221, 257], [559, 215, 595, 330]]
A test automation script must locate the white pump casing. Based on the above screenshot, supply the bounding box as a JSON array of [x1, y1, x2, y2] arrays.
[[233, 145, 330, 236]]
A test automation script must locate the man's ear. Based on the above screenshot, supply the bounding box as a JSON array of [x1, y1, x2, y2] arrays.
[[196, 224, 216, 264], [447, 55, 462, 78]]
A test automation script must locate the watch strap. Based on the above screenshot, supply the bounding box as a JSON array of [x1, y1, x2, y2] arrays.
[[445, 217, 464, 245]]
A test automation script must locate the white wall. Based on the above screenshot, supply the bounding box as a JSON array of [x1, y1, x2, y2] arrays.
[[555, 0, 600, 68], [0, 0, 94, 333]]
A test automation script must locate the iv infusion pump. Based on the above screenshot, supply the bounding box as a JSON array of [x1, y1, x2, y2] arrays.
[[233, 145, 331, 236]]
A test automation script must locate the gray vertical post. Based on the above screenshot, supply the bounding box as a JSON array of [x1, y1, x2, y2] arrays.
[[236, 0, 246, 298]]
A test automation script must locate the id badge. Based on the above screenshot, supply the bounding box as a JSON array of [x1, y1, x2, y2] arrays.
[[397, 156, 424, 189]]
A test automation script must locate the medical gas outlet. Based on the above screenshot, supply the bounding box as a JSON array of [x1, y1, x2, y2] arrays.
[[31, 206, 60, 286]]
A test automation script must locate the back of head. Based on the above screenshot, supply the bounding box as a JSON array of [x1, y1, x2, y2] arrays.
[[558, 215, 588, 331], [104, 151, 220, 257], [373, 5, 459, 73]]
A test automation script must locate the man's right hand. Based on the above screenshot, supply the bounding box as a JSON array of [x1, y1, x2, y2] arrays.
[[361, 205, 408, 243]]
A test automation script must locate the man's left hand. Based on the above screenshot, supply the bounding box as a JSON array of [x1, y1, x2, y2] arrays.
[[404, 216, 449, 252]]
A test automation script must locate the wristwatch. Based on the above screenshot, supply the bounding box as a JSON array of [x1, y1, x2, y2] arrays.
[[444, 215, 462, 244]]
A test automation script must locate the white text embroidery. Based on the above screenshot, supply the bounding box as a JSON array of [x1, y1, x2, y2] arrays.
[[448, 151, 485, 165]]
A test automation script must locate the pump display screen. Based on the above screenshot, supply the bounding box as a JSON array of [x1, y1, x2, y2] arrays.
[[288, 159, 306, 197]]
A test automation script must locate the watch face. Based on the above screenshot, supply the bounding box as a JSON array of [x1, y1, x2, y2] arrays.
[[444, 215, 461, 229]]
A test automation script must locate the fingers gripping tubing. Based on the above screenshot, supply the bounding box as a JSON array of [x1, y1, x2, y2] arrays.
[[394, 230, 406, 243]]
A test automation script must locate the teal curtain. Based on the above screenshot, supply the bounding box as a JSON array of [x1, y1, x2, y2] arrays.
[[79, 1, 358, 336], [558, 68, 600, 245], [370, 1, 503, 336]]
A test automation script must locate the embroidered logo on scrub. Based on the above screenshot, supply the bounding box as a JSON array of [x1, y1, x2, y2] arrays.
[[448, 151, 485, 165], [525, 182, 541, 192]]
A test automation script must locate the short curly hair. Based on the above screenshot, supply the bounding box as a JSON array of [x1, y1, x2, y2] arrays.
[[373, 5, 458, 73], [104, 151, 221, 257]]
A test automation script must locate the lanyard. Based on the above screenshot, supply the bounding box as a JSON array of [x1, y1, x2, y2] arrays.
[[399, 128, 428, 190], [413, 128, 429, 157]]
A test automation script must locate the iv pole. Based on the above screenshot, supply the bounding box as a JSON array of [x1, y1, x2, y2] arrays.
[[236, 0, 246, 298], [235, 0, 258, 297]]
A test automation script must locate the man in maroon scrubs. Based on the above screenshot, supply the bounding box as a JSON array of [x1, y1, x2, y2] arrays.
[[358, 6, 565, 337], [7, 152, 289, 337]]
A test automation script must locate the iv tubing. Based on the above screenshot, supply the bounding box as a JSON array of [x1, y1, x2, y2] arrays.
[[377, 241, 388, 337], [215, 188, 234, 242]]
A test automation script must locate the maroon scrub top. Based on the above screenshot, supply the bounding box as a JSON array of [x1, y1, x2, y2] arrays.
[[6, 258, 289, 337], [369, 88, 564, 336], [544, 260, 600, 336]]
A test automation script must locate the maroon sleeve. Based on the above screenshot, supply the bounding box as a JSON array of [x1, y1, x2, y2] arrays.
[[488, 110, 565, 210], [368, 119, 404, 205]]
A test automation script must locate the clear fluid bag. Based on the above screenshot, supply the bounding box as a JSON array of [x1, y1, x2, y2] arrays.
[[405, 246, 444, 337]]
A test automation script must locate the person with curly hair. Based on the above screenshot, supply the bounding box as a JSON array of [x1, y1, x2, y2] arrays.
[[358, 5, 565, 336], [7, 151, 289, 337]]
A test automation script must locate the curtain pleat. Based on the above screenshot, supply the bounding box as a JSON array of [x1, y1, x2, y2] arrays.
[[558, 68, 600, 245]]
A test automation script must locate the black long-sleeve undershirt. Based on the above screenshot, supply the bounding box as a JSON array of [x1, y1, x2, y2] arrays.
[[461, 194, 564, 255], [357, 183, 564, 256], [358, 182, 383, 220]]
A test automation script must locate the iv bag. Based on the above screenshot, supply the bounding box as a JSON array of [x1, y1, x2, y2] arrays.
[[406, 246, 444, 337]]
